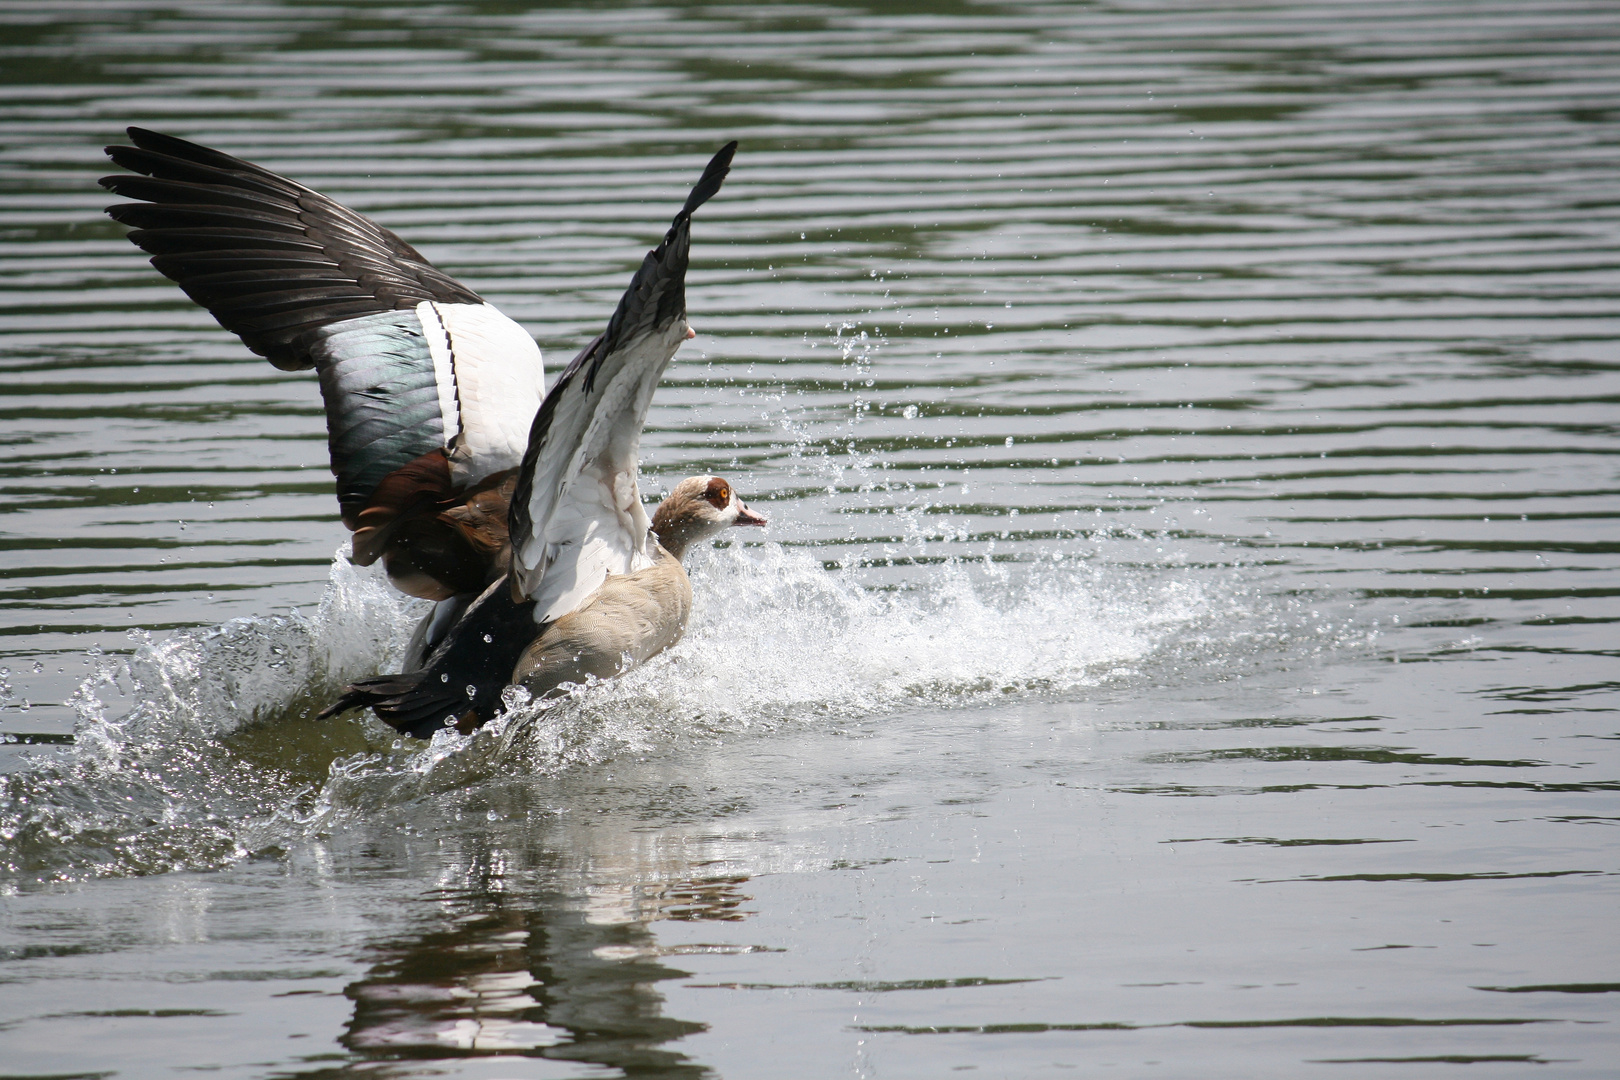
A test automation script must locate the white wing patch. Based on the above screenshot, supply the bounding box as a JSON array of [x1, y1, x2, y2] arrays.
[[527, 458, 656, 622], [416, 300, 546, 485], [517, 326, 683, 623]]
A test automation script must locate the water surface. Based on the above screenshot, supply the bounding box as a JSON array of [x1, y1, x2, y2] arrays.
[[1, 1, 1617, 1076]]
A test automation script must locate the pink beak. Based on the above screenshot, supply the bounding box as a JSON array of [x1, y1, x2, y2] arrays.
[[733, 500, 768, 527]]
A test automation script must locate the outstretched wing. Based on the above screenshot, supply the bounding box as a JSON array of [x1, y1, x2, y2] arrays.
[[100, 127, 545, 527], [508, 141, 736, 623]]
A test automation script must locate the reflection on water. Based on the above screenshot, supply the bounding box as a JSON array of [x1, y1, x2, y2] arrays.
[[316, 777, 774, 1076], [1, 0, 1618, 1075], [341, 884, 731, 1072]]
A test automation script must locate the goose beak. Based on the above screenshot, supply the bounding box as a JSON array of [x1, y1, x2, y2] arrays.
[[733, 500, 768, 527]]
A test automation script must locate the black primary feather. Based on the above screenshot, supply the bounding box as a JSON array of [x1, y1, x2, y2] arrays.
[[102, 126, 480, 370], [591, 139, 735, 392]]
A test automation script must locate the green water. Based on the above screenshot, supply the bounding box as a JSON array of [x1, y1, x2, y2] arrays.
[[1, 1, 1617, 1076]]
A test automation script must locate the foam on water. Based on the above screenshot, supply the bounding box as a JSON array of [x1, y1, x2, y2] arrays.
[[289, 542, 1217, 814], [0, 553, 415, 887], [1, 539, 1288, 886], [75, 549, 416, 748]]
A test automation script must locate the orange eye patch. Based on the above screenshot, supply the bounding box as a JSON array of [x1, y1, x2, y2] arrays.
[[703, 478, 732, 508]]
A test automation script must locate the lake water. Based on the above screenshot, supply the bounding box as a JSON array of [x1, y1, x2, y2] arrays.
[[1, 1, 1617, 1076]]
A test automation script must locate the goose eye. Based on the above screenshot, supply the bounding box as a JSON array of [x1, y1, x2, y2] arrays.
[[704, 479, 731, 508]]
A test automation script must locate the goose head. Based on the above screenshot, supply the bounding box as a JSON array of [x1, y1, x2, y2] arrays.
[[651, 475, 767, 560]]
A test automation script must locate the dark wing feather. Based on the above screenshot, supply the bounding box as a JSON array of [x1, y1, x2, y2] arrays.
[[587, 140, 736, 393], [124, 227, 328, 256], [102, 126, 479, 370]]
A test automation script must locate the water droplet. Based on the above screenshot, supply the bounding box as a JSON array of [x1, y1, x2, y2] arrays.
[[440, 673, 449, 683], [465, 684, 477, 699], [483, 634, 492, 644], [1005, 436, 1014, 447]]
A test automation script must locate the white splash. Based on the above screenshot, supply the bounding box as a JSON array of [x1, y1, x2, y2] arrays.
[[317, 540, 1207, 806], [77, 550, 417, 748], [0, 554, 418, 886], [6, 539, 1222, 882]]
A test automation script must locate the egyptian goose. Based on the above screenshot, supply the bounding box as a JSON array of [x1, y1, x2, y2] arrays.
[[322, 474, 765, 737], [101, 129, 755, 733]]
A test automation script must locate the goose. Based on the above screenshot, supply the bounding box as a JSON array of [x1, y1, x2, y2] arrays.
[[101, 129, 760, 735], [324, 473, 765, 738]]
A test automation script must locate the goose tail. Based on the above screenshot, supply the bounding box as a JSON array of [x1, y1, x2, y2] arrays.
[[317, 672, 470, 740], [319, 574, 538, 739]]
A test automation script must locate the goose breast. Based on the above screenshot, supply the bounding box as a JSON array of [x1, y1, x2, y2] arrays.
[[512, 546, 693, 697]]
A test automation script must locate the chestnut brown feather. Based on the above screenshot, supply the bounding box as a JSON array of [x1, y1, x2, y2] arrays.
[[346, 451, 518, 599]]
